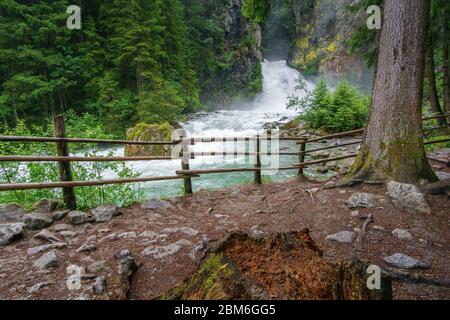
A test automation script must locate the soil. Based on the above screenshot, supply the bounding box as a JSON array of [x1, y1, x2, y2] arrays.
[[0, 162, 449, 300]]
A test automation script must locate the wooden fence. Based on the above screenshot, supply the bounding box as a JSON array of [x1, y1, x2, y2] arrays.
[[0, 114, 449, 209]]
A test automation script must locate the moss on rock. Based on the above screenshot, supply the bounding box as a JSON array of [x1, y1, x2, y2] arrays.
[[125, 122, 175, 157]]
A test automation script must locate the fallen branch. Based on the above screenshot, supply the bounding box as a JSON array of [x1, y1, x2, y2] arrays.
[[355, 213, 374, 252], [304, 189, 315, 204]]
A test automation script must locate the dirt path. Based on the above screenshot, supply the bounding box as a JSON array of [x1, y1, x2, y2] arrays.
[[1, 167, 449, 300]]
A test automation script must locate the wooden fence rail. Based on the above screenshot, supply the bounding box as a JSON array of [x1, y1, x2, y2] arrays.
[[0, 114, 449, 208]]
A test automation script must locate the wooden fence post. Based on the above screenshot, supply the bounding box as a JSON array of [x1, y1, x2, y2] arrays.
[[179, 131, 193, 195], [297, 139, 306, 177], [254, 135, 262, 184], [54, 115, 77, 209]]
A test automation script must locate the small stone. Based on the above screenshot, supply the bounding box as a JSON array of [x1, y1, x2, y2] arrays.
[[60, 231, 76, 239], [436, 171, 450, 181], [52, 224, 71, 232], [350, 210, 359, 218], [310, 188, 320, 193], [141, 199, 175, 210], [33, 250, 59, 270], [100, 233, 118, 242], [339, 190, 346, 194], [22, 213, 52, 230], [0, 223, 26, 246], [141, 239, 192, 259], [324, 181, 335, 187], [115, 249, 131, 260], [33, 229, 62, 244], [27, 282, 51, 294], [348, 193, 374, 208], [387, 181, 431, 214], [93, 276, 106, 295], [383, 253, 429, 270], [139, 231, 157, 238], [354, 228, 361, 233], [372, 225, 386, 231], [86, 235, 97, 242], [91, 205, 118, 223], [27, 242, 67, 255], [76, 243, 97, 253], [118, 231, 137, 239], [326, 231, 355, 243], [392, 228, 412, 240], [68, 211, 90, 225]]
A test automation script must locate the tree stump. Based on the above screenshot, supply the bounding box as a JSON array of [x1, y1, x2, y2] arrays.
[[163, 230, 392, 300]]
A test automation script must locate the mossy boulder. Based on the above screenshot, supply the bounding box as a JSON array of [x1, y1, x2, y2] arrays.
[[163, 230, 392, 300], [125, 122, 176, 157]]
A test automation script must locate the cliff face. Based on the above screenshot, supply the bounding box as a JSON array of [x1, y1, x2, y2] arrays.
[[201, 0, 263, 108], [289, 0, 373, 89]]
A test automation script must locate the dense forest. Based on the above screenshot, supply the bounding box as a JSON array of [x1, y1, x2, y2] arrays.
[[0, 0, 263, 134]]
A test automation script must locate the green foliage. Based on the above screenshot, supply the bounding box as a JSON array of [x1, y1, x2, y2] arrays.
[[242, 0, 272, 24], [288, 79, 370, 133], [0, 120, 142, 209]]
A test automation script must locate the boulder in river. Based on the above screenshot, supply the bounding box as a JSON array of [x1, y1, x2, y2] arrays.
[[125, 122, 176, 157]]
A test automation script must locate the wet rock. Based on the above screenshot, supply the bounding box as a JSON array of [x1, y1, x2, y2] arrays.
[[0, 203, 24, 223], [27, 242, 67, 255], [68, 211, 90, 225], [22, 213, 52, 230], [387, 181, 431, 213], [141, 239, 192, 259], [34, 199, 61, 213], [34, 229, 62, 244], [33, 250, 59, 270], [326, 231, 355, 243], [141, 199, 175, 210], [91, 205, 119, 223], [347, 193, 374, 208], [392, 228, 412, 241], [0, 222, 26, 246], [383, 253, 430, 270]]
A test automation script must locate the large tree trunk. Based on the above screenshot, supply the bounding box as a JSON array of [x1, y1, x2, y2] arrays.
[[443, 6, 450, 123], [349, 0, 437, 183], [426, 38, 445, 125]]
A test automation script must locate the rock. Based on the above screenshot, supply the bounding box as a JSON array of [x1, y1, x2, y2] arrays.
[[86, 235, 97, 242], [115, 250, 138, 276], [326, 231, 355, 243], [93, 276, 107, 295], [383, 253, 430, 270], [68, 211, 90, 225], [139, 231, 157, 238], [141, 199, 175, 210], [310, 151, 331, 160], [0, 223, 26, 246], [324, 181, 335, 187], [315, 166, 329, 174], [22, 213, 52, 230], [372, 225, 386, 231], [387, 181, 431, 213], [115, 249, 131, 260], [52, 224, 71, 232], [160, 227, 199, 236], [141, 239, 192, 259], [60, 231, 76, 239], [100, 233, 118, 242], [49, 209, 71, 221], [436, 171, 450, 181], [87, 260, 111, 274], [33, 250, 59, 270], [33, 229, 62, 244], [392, 228, 412, 241], [76, 243, 97, 253], [0, 203, 24, 223], [34, 199, 61, 213], [118, 231, 137, 239], [91, 205, 119, 223], [347, 193, 374, 208], [28, 282, 51, 294], [350, 210, 359, 218], [125, 122, 175, 157], [27, 242, 67, 255]]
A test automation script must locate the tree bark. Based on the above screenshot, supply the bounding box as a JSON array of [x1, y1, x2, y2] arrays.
[[443, 6, 450, 123], [426, 37, 445, 125], [349, 0, 437, 183]]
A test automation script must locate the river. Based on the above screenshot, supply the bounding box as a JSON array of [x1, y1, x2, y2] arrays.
[[101, 60, 319, 199]]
